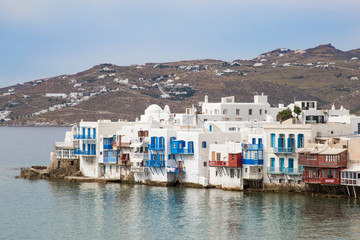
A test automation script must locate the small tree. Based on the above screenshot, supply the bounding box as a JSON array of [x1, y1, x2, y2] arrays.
[[294, 105, 302, 116], [276, 108, 292, 122]]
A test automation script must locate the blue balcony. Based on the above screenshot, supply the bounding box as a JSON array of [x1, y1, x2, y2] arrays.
[[74, 149, 96, 156], [267, 167, 285, 174], [171, 148, 194, 155], [148, 144, 165, 151], [244, 144, 263, 150], [170, 140, 194, 155], [285, 168, 303, 175], [274, 147, 295, 154], [74, 134, 95, 140], [103, 150, 118, 163], [146, 159, 165, 167], [242, 159, 264, 165]]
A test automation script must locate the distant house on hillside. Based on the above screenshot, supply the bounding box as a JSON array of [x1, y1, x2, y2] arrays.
[[46, 93, 67, 99]]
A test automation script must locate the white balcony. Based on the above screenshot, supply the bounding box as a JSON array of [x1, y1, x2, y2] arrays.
[[130, 153, 149, 162]]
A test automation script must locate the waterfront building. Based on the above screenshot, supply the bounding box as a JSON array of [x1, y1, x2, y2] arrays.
[[49, 129, 79, 174], [73, 120, 131, 177], [263, 119, 353, 184], [208, 141, 243, 189], [299, 138, 348, 185], [46, 93, 360, 191]]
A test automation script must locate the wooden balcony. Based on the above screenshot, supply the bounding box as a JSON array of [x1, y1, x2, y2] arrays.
[[299, 154, 319, 167], [112, 141, 131, 148], [209, 160, 241, 168]]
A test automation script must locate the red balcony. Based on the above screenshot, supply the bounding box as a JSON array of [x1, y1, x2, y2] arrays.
[[112, 141, 131, 148], [209, 153, 242, 168], [299, 153, 319, 167], [303, 168, 341, 185], [318, 151, 347, 168], [299, 151, 347, 168]]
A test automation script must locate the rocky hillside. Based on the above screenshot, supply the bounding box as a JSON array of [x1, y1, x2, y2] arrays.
[[1, 43, 360, 126]]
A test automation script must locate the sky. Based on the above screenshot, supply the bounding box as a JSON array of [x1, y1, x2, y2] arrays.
[[0, 0, 360, 88]]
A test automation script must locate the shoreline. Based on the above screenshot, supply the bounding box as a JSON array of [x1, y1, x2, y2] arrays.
[[16, 166, 350, 199]]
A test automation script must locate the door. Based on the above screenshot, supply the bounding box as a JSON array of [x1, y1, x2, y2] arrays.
[[288, 159, 294, 173], [212, 151, 216, 161], [271, 158, 275, 172], [280, 158, 285, 172]]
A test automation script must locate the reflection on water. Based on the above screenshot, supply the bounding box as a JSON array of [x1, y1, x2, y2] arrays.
[[1, 127, 360, 240]]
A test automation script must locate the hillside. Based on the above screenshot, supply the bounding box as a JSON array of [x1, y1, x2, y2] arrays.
[[1, 43, 360, 126]]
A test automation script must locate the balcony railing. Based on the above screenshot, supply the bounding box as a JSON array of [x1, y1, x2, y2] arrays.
[[148, 144, 165, 151], [243, 172, 263, 180], [167, 166, 186, 173], [74, 134, 95, 140], [274, 147, 295, 154], [130, 153, 149, 160], [242, 159, 263, 165], [130, 166, 150, 173], [74, 149, 96, 156], [318, 159, 347, 168], [285, 168, 303, 175], [103, 157, 117, 163], [170, 148, 194, 155], [267, 167, 285, 174], [112, 141, 131, 148], [209, 160, 242, 168], [55, 149, 78, 159], [244, 144, 263, 150], [146, 159, 165, 167]]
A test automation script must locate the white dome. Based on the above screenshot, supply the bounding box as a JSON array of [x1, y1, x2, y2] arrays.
[[145, 104, 163, 114]]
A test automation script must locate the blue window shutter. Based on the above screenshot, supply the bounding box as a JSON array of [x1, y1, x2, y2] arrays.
[[271, 134, 275, 147]]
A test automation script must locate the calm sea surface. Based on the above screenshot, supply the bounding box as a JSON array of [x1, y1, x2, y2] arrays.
[[1, 127, 360, 240]]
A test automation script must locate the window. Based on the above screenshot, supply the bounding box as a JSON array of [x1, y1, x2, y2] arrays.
[[236, 109, 240, 115], [71, 161, 74, 166], [249, 109, 252, 115], [298, 134, 304, 148], [230, 169, 234, 178], [270, 158, 275, 168], [237, 169, 240, 178], [245, 168, 248, 173], [278, 134, 285, 149], [229, 127, 235, 131], [202, 141, 207, 148], [209, 125, 212, 132], [203, 162, 207, 167], [216, 153, 221, 161], [265, 110, 267, 114], [259, 109, 262, 115], [288, 134, 295, 151], [212, 151, 215, 161], [252, 138, 256, 144], [271, 134, 275, 147], [215, 170, 218, 176]]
